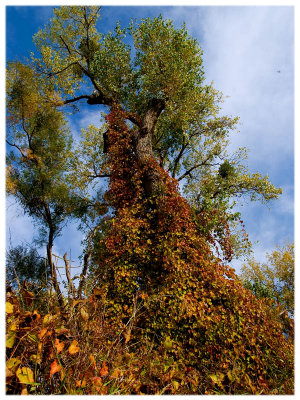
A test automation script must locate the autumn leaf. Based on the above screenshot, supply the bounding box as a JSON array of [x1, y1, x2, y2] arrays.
[[6, 301, 14, 314], [6, 367, 14, 380], [89, 354, 96, 369], [54, 338, 65, 354], [110, 368, 122, 379], [68, 340, 80, 355], [43, 314, 55, 326], [38, 328, 48, 340], [6, 358, 21, 373], [99, 360, 109, 377], [6, 332, 16, 348], [49, 360, 61, 378], [16, 367, 34, 384], [76, 377, 87, 388]]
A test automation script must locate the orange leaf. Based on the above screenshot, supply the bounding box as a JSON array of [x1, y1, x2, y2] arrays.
[[68, 340, 80, 355], [38, 328, 48, 340], [99, 360, 109, 377], [89, 354, 96, 369], [54, 338, 65, 354], [76, 378, 86, 388], [50, 360, 61, 378]]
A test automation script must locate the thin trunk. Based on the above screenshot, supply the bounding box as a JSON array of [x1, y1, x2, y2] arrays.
[[63, 252, 76, 300], [77, 227, 97, 299], [47, 242, 64, 309], [77, 252, 91, 299], [43, 201, 64, 306]]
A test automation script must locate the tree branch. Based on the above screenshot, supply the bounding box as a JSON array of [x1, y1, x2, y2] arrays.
[[177, 155, 217, 182], [170, 138, 189, 178], [63, 94, 92, 105]]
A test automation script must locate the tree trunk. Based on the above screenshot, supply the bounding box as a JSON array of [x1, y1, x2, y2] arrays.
[[134, 98, 165, 198], [63, 252, 76, 301], [77, 252, 90, 299], [47, 228, 64, 309]]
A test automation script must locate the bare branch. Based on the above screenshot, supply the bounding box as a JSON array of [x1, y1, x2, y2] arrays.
[[170, 139, 189, 179], [177, 154, 217, 182]]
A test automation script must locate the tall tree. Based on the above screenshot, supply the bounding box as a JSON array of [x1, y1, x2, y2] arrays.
[[6, 62, 73, 307], [29, 6, 281, 260], [6, 8, 293, 394]]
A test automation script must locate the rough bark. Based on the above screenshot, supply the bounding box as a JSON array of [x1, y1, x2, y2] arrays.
[[134, 98, 166, 198]]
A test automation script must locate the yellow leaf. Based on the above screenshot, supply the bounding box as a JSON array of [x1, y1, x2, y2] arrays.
[[6, 358, 21, 372], [6, 301, 14, 314], [172, 380, 180, 391], [16, 367, 34, 384], [163, 336, 173, 350], [21, 387, 28, 395], [68, 340, 80, 355], [76, 377, 87, 388], [6, 332, 16, 348]]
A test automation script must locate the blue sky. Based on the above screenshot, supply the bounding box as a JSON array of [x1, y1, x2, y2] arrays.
[[5, 5, 294, 276]]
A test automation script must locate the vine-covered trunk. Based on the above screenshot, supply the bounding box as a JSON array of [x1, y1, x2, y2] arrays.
[[95, 107, 294, 394]]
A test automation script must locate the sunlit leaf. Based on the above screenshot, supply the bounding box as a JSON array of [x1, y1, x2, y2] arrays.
[[16, 367, 34, 384], [49, 360, 61, 377], [68, 340, 80, 355], [6, 302, 14, 314]]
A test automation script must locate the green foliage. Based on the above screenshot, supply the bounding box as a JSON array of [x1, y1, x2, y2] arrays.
[[6, 62, 74, 241], [6, 245, 50, 287], [240, 244, 294, 316]]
